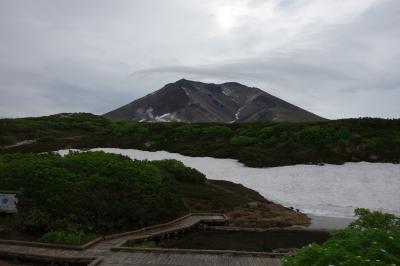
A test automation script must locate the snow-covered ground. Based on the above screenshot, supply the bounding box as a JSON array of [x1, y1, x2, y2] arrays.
[[59, 148, 400, 218]]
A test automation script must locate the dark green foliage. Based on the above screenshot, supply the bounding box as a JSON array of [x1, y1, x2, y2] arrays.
[[230, 136, 258, 146], [175, 125, 202, 137], [39, 231, 97, 245], [292, 126, 350, 146], [0, 151, 266, 242], [1, 113, 399, 167], [152, 159, 206, 183], [235, 126, 259, 138], [201, 125, 234, 138], [111, 121, 138, 137], [0, 135, 17, 146], [350, 208, 400, 231], [283, 209, 400, 266], [257, 126, 274, 139], [0, 152, 185, 233], [136, 127, 150, 135]]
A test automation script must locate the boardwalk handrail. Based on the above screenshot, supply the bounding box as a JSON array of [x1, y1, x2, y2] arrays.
[[0, 213, 227, 250], [103, 213, 193, 240], [103, 212, 226, 240], [0, 213, 286, 266], [0, 236, 104, 250], [111, 246, 288, 258]]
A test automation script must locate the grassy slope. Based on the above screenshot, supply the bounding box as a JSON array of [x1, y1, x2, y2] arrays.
[[0, 167, 306, 243], [1, 113, 399, 167]]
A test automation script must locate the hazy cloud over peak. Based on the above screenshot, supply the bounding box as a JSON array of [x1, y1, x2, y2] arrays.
[[0, 0, 399, 118]]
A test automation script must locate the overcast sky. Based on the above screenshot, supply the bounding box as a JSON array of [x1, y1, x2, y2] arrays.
[[0, 0, 399, 119]]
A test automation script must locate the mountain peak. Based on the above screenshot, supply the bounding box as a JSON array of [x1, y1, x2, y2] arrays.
[[104, 80, 325, 123], [174, 78, 204, 87], [175, 78, 188, 84]]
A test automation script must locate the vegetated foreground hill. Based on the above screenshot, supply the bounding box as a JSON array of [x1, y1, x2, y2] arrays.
[[0, 113, 399, 167], [0, 151, 306, 244], [104, 79, 325, 123]]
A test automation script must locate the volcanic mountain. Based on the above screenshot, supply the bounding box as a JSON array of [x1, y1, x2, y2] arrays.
[[104, 79, 325, 123]]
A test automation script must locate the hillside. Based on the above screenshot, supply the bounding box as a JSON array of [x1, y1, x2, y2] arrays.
[[104, 79, 325, 123], [0, 113, 399, 167], [0, 152, 307, 243]]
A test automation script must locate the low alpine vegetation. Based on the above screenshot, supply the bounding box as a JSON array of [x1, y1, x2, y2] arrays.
[[0, 151, 270, 245], [1, 113, 399, 167], [283, 209, 400, 266]]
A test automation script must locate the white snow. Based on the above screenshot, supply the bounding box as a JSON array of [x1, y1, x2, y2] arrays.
[[222, 87, 239, 104], [145, 108, 154, 119], [233, 105, 245, 122], [182, 87, 191, 97], [235, 108, 242, 120], [58, 148, 400, 218], [154, 113, 171, 122], [222, 89, 230, 97], [158, 113, 170, 119]]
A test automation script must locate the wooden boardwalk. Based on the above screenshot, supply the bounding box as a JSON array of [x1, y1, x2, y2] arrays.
[[0, 214, 282, 266]]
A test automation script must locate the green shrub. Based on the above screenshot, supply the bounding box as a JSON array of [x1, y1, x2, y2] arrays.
[[0, 152, 185, 232], [350, 208, 400, 230], [136, 127, 150, 135], [175, 125, 202, 137], [292, 126, 350, 146], [202, 126, 233, 138], [283, 209, 400, 266], [257, 126, 274, 139], [235, 126, 258, 137], [150, 134, 163, 142], [111, 121, 138, 136], [39, 231, 97, 245], [0, 135, 17, 146], [230, 136, 258, 146], [152, 159, 206, 183]]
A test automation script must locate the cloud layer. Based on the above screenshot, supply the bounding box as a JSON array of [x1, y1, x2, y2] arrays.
[[0, 0, 399, 118]]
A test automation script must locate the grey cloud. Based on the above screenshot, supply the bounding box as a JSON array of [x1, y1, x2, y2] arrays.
[[0, 0, 399, 119]]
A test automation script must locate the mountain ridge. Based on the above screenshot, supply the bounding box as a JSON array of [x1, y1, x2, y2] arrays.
[[104, 79, 325, 123]]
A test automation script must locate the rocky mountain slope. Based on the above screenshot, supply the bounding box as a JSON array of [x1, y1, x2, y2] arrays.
[[104, 79, 325, 122]]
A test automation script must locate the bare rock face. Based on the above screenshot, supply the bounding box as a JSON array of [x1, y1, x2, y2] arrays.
[[104, 79, 325, 123]]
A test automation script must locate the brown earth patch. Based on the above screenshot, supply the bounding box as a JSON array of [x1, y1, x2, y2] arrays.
[[227, 202, 310, 228]]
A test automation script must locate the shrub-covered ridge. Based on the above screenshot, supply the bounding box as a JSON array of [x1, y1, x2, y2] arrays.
[[1, 113, 399, 167], [1, 151, 304, 245]]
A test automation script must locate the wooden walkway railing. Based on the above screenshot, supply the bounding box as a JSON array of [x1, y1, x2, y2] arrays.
[[0, 213, 283, 266]]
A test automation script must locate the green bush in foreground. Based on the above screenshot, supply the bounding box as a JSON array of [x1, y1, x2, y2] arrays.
[[0, 152, 186, 233], [283, 209, 400, 266], [39, 231, 97, 245]]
